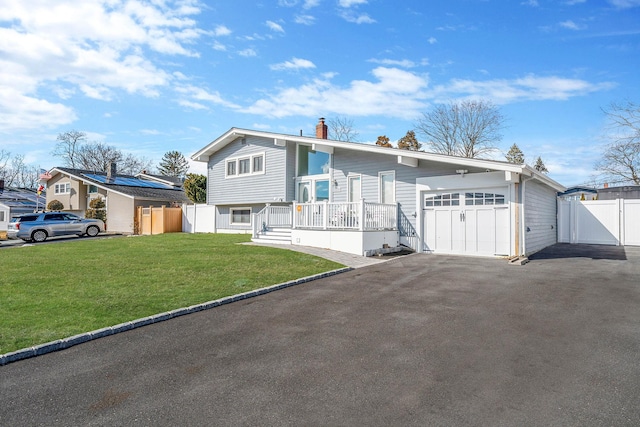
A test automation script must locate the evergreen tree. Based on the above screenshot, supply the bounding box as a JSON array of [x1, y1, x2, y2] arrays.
[[375, 135, 393, 148], [505, 143, 525, 164], [534, 156, 548, 174], [183, 173, 207, 203], [158, 151, 189, 178], [397, 130, 421, 151]]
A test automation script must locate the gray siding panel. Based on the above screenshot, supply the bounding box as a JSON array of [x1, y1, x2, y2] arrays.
[[208, 136, 288, 205], [524, 180, 558, 254], [332, 148, 456, 249]]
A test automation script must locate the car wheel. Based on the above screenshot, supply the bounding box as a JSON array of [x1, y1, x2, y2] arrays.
[[86, 225, 100, 237], [31, 230, 48, 242]]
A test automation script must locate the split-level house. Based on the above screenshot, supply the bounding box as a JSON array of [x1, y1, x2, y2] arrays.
[[192, 119, 566, 257], [45, 164, 189, 234]]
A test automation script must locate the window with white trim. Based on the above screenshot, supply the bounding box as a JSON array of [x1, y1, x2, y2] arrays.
[[225, 153, 265, 178], [0, 211, 5, 222], [379, 171, 395, 204], [54, 182, 71, 195], [230, 208, 251, 225], [238, 158, 251, 175]]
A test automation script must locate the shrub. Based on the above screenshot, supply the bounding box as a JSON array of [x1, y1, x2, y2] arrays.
[[47, 200, 64, 211], [85, 198, 106, 222]]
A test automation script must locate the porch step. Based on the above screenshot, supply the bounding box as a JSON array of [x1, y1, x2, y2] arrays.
[[252, 227, 292, 244]]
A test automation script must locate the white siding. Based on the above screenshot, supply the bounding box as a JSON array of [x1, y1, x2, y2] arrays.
[[523, 180, 558, 255]]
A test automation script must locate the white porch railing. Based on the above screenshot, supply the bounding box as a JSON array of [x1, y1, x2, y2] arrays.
[[293, 200, 398, 231], [252, 204, 293, 238]]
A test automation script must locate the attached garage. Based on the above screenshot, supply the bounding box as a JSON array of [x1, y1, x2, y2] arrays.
[[422, 188, 510, 256], [416, 170, 563, 258]]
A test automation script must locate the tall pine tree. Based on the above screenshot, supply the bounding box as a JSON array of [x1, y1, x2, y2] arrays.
[[505, 143, 525, 164], [158, 151, 189, 178]]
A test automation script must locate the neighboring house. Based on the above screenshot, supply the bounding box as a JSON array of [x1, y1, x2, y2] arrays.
[[191, 119, 566, 258], [558, 186, 598, 201], [44, 164, 189, 234], [597, 185, 640, 200], [0, 182, 42, 231]]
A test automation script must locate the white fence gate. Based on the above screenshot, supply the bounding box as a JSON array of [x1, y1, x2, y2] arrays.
[[183, 204, 216, 233], [558, 199, 640, 246]]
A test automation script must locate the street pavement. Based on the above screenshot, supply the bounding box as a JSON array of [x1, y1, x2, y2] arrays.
[[1, 244, 640, 426]]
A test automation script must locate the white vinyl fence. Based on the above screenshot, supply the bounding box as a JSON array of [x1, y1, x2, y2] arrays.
[[558, 199, 640, 246], [183, 204, 216, 233]]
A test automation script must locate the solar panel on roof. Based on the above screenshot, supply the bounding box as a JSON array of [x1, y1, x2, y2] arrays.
[[83, 174, 174, 189]]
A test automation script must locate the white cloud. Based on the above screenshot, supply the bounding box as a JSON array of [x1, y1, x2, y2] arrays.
[[295, 14, 316, 25], [428, 37, 438, 44], [243, 67, 429, 119], [266, 20, 285, 33], [242, 69, 615, 120], [176, 85, 240, 109], [238, 48, 258, 57], [339, 0, 368, 6], [521, 0, 539, 6], [368, 58, 417, 68], [607, 0, 640, 8], [270, 57, 316, 71], [213, 25, 232, 37], [212, 41, 227, 51], [0, 0, 204, 132], [340, 12, 376, 24], [559, 20, 585, 30], [565, 0, 586, 4], [431, 74, 615, 104]]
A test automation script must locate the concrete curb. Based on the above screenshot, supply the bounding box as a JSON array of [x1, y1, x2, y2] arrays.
[[0, 267, 354, 367]]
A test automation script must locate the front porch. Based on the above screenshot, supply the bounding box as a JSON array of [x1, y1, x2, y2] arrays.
[[252, 201, 401, 256]]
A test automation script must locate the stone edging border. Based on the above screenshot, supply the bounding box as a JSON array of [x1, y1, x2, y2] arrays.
[[0, 267, 354, 367]]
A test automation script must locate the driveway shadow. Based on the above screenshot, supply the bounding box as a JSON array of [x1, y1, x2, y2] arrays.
[[529, 243, 627, 261]]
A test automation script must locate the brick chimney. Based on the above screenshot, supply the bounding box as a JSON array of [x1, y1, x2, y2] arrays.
[[316, 117, 328, 139], [107, 162, 117, 180], [604, 183, 609, 188]]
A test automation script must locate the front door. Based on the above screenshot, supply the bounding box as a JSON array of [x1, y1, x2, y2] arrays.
[[423, 189, 510, 256]]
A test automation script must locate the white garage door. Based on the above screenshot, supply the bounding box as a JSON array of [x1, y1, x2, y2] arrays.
[[423, 188, 510, 256]]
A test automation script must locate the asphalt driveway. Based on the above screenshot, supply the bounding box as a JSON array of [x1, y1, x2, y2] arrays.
[[2, 244, 640, 426]]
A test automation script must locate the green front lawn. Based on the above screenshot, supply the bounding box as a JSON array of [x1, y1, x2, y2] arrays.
[[0, 233, 344, 354]]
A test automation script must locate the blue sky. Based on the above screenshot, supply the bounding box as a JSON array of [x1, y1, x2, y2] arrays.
[[1, 0, 639, 187]]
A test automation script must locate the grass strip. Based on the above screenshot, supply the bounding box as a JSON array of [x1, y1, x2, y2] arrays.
[[0, 233, 344, 354]]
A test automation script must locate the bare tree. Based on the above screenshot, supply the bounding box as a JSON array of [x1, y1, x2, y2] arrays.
[[52, 130, 153, 175], [327, 116, 359, 142], [0, 149, 11, 183], [52, 130, 87, 169], [415, 100, 505, 158], [595, 101, 640, 185], [0, 151, 41, 188], [397, 130, 421, 151]]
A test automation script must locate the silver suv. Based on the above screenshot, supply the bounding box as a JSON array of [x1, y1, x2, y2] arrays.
[[7, 212, 105, 242]]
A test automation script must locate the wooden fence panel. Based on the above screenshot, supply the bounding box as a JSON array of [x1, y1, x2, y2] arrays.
[[136, 206, 183, 235]]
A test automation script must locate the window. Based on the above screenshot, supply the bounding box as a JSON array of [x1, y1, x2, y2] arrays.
[[226, 153, 265, 178], [253, 155, 263, 173], [379, 171, 395, 204], [88, 185, 98, 193], [238, 158, 251, 175], [465, 192, 505, 206], [226, 160, 236, 177], [424, 193, 460, 207], [54, 183, 70, 194], [0, 211, 4, 222], [230, 208, 251, 225], [315, 180, 330, 201], [297, 145, 330, 176], [348, 175, 361, 203]]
